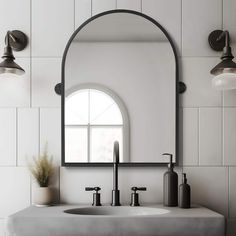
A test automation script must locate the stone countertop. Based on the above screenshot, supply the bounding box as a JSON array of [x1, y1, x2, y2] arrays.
[[6, 204, 225, 236]]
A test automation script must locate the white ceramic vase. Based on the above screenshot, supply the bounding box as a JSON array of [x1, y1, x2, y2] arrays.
[[33, 187, 52, 206]]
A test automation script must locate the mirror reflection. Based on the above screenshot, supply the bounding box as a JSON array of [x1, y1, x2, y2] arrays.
[[63, 11, 176, 164]]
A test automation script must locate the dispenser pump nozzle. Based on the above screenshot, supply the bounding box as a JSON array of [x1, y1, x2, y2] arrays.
[[182, 173, 187, 184], [162, 153, 173, 169]]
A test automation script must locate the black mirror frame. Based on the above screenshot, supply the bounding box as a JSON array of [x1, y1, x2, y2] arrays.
[[60, 9, 183, 167]]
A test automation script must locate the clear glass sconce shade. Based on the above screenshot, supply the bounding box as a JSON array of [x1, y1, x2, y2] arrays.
[[212, 72, 236, 90], [0, 58, 25, 75]]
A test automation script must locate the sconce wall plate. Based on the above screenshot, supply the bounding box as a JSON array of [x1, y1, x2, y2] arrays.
[[208, 30, 225, 51], [5, 30, 28, 52]]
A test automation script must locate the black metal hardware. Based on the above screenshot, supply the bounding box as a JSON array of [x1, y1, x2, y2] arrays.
[[5, 30, 28, 52], [130, 187, 147, 206], [178, 81, 187, 94], [111, 141, 121, 206], [208, 30, 226, 52], [55, 83, 62, 95], [85, 187, 102, 206], [0, 30, 28, 75], [208, 30, 236, 75], [61, 9, 180, 167]]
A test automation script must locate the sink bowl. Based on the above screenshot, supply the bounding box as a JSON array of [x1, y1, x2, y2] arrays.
[[64, 206, 170, 216], [7, 205, 225, 236]]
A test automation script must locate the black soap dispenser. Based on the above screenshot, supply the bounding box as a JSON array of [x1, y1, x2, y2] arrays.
[[179, 173, 191, 208], [163, 153, 178, 207]]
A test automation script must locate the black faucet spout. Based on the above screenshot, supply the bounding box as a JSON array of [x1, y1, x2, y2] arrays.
[[111, 141, 121, 206]]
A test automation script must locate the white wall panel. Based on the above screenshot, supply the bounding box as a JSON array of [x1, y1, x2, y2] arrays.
[[0, 0, 30, 57], [183, 167, 228, 216], [182, 0, 222, 56], [92, 0, 116, 15], [40, 108, 61, 165], [199, 108, 222, 166], [0, 219, 5, 236], [32, 58, 61, 107], [142, 0, 181, 55], [223, 108, 236, 165], [181, 57, 222, 107], [0, 58, 30, 107], [0, 109, 16, 166], [117, 0, 141, 11], [75, 0, 92, 28], [182, 108, 199, 166], [0, 167, 30, 218], [17, 108, 39, 166], [32, 0, 74, 57], [224, 0, 236, 56], [229, 167, 236, 218]]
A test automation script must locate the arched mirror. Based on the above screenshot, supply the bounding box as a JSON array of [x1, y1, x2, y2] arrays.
[[61, 10, 179, 166]]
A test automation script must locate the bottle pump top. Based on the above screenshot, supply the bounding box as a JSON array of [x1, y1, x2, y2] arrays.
[[182, 173, 187, 184], [162, 153, 174, 169]]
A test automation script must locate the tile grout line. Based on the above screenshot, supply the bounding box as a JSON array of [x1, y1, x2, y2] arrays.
[[197, 107, 200, 166], [15, 108, 18, 167], [222, 102, 224, 166], [30, 0, 32, 108], [91, 0, 93, 17], [30, 175, 32, 205], [181, 0, 183, 56], [73, 0, 76, 31], [221, 0, 223, 30], [58, 167, 61, 204], [140, 0, 143, 13], [38, 108, 41, 156], [228, 166, 230, 219]]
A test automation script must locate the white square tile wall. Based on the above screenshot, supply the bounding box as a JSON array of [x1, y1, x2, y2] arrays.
[[181, 108, 199, 165], [199, 108, 222, 166], [181, 57, 222, 107], [92, 0, 116, 15], [75, 0, 92, 28], [0, 167, 30, 218], [0, 58, 30, 107], [182, 0, 222, 56], [17, 108, 39, 166], [1, 0, 236, 235], [32, 0, 74, 57], [0, 109, 16, 166], [183, 166, 228, 216], [0, 0, 30, 57], [142, 0, 181, 55], [32, 58, 61, 107], [117, 0, 141, 11], [0, 220, 5, 236]]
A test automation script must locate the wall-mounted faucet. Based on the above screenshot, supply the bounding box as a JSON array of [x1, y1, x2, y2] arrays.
[[111, 141, 121, 206]]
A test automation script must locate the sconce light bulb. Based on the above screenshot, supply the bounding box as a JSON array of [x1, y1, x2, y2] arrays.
[[0, 72, 21, 79], [212, 72, 236, 90]]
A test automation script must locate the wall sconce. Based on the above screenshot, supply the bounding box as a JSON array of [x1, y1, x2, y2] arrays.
[[0, 30, 28, 76], [208, 30, 236, 90]]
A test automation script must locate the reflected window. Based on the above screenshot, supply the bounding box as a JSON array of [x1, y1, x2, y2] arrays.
[[65, 88, 126, 162]]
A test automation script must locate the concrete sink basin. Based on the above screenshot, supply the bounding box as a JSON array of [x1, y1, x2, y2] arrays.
[[64, 206, 170, 216], [6, 204, 225, 236]]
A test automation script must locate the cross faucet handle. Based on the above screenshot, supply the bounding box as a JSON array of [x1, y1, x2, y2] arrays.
[[85, 187, 101, 192], [130, 186, 147, 207], [85, 187, 102, 206], [131, 187, 147, 193]]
